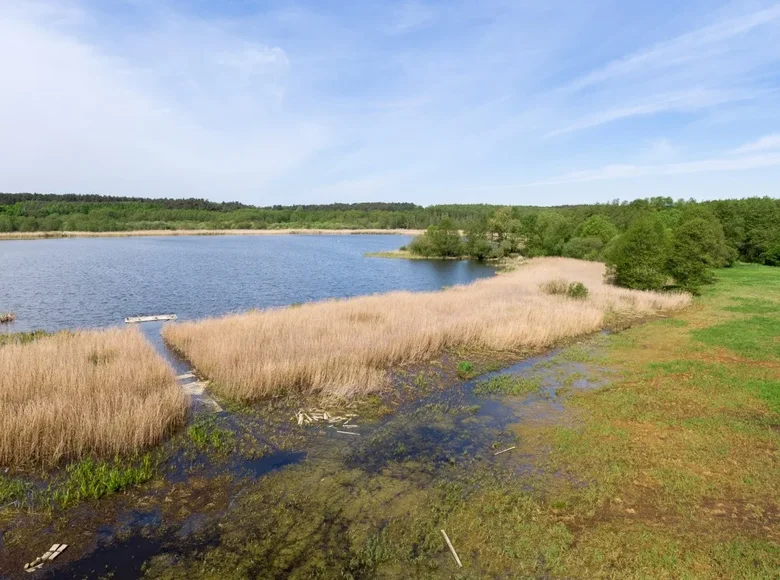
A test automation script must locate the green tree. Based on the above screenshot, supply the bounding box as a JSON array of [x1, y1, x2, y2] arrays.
[[409, 218, 463, 257], [576, 215, 618, 244], [562, 236, 603, 260], [463, 219, 493, 260], [526, 212, 572, 256], [606, 214, 669, 290], [667, 217, 731, 294]]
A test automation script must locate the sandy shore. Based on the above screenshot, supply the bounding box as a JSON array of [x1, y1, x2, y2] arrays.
[[0, 228, 424, 241]]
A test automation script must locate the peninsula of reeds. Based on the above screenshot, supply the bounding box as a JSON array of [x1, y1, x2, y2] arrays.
[[0, 328, 187, 468], [163, 258, 691, 401]]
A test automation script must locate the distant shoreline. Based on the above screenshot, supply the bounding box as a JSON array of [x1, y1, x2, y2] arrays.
[[0, 228, 425, 241]]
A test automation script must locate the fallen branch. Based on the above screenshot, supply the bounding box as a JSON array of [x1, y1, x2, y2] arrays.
[[441, 529, 462, 567]]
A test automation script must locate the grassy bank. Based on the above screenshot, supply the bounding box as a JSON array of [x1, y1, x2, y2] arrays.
[[163, 258, 690, 401], [0, 228, 423, 241], [0, 328, 187, 468]]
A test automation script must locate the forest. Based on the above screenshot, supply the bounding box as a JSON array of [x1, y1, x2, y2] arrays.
[[1, 193, 778, 276]]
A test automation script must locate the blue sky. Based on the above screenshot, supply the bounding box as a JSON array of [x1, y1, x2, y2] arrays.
[[1, 0, 779, 205]]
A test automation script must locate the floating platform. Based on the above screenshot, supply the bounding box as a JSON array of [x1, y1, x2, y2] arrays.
[[124, 314, 178, 324]]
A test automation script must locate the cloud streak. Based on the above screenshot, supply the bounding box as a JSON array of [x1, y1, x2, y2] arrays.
[[526, 152, 780, 187]]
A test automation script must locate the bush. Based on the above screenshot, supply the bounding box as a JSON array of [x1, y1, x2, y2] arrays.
[[457, 361, 474, 378], [540, 278, 570, 295], [566, 282, 589, 299], [540, 279, 588, 299], [408, 234, 435, 257]]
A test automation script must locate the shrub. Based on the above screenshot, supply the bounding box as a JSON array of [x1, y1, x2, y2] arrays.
[[566, 282, 589, 299], [540, 279, 588, 299], [540, 278, 570, 295], [457, 361, 474, 378]]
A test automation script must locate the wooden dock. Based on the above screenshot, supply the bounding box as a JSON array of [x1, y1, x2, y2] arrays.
[[124, 314, 177, 324]]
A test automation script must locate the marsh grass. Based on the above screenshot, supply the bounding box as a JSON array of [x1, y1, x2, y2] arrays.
[[164, 258, 690, 401], [187, 417, 236, 454], [53, 455, 155, 507], [473, 375, 542, 396], [0, 328, 187, 468], [0, 330, 50, 346]]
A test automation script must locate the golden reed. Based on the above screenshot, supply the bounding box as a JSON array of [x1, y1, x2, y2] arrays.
[[164, 258, 690, 401], [0, 328, 186, 468]]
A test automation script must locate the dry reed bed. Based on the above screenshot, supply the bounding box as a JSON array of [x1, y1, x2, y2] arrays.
[[0, 328, 187, 468], [163, 258, 691, 401]]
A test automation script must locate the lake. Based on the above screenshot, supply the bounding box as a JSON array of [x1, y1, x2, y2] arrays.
[[0, 235, 495, 332]]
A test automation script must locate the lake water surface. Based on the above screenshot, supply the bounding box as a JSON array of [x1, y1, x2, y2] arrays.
[[0, 235, 495, 332]]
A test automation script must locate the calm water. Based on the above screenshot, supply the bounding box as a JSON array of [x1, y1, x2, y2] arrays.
[[0, 235, 495, 332]]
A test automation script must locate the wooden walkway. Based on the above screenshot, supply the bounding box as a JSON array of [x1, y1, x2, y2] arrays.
[[176, 371, 222, 412]]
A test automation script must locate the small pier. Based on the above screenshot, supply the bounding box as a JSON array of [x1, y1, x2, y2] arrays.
[[125, 314, 178, 324]]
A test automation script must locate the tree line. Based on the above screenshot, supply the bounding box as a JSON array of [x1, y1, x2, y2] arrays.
[[1, 193, 778, 277], [408, 199, 779, 294]]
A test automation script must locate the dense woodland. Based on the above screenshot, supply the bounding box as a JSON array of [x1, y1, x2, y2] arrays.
[[1, 193, 778, 289]]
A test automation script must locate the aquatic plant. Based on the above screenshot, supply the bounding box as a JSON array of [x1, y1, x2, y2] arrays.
[[0, 328, 187, 468], [473, 375, 541, 396], [456, 361, 474, 378], [52, 455, 155, 507], [163, 258, 691, 401]]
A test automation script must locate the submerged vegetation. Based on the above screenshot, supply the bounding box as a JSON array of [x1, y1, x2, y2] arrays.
[[0, 328, 187, 468], [163, 258, 690, 401], [473, 374, 541, 396]]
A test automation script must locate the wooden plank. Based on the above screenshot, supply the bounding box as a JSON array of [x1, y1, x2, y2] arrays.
[[124, 314, 177, 324]]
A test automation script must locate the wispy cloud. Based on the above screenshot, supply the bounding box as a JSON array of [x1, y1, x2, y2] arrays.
[[566, 4, 780, 92], [547, 89, 746, 137], [526, 152, 780, 186], [388, 1, 435, 35], [732, 133, 780, 154]]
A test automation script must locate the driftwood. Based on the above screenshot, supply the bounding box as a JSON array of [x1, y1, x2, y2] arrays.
[[440, 530, 462, 567], [493, 446, 516, 456], [294, 408, 359, 429], [24, 544, 67, 572]]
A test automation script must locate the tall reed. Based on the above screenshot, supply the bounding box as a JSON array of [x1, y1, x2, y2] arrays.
[[0, 328, 187, 468], [164, 258, 690, 401]]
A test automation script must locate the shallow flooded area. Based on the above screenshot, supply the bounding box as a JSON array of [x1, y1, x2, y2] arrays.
[[0, 332, 612, 579]]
